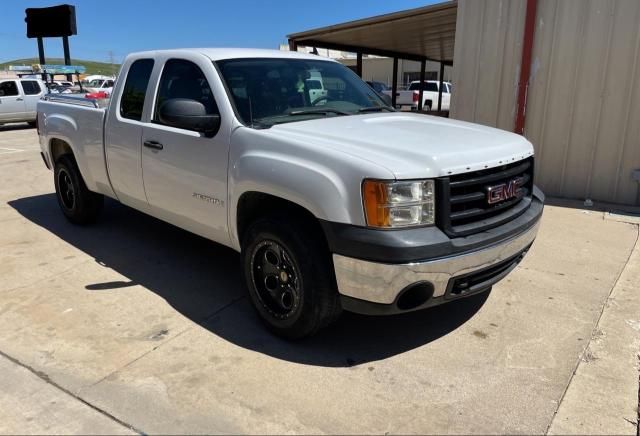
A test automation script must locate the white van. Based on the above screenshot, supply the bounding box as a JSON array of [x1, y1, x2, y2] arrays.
[[0, 78, 46, 126]]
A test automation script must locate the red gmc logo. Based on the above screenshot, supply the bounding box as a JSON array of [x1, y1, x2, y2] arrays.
[[486, 177, 524, 204]]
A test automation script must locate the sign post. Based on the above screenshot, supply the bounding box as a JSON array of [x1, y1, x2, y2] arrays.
[[25, 5, 77, 84], [62, 36, 72, 81], [36, 37, 45, 65]]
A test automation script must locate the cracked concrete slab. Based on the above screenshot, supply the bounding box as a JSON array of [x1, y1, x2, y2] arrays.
[[0, 353, 134, 435]]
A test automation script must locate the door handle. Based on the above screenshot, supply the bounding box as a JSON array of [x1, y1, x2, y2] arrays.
[[143, 140, 163, 150], [16, 97, 24, 101]]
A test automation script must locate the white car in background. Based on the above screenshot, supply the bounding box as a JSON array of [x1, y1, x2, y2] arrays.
[[0, 78, 46, 126], [82, 76, 116, 96]]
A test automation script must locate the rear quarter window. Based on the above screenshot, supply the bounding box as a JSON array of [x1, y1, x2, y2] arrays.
[[120, 59, 154, 121]]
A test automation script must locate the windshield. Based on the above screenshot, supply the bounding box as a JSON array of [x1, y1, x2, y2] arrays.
[[216, 58, 391, 128], [86, 79, 104, 87]]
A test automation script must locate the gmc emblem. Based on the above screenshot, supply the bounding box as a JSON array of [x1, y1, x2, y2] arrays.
[[486, 177, 524, 204]]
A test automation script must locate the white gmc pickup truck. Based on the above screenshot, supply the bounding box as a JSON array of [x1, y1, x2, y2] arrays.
[[37, 48, 544, 338]]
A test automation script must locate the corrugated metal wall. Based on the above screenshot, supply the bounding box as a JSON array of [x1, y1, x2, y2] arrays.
[[451, 0, 640, 206]]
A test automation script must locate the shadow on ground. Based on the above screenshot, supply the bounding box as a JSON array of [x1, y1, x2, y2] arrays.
[[0, 123, 34, 132], [9, 194, 488, 367]]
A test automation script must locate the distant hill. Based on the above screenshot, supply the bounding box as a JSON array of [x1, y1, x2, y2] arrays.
[[0, 58, 120, 75]]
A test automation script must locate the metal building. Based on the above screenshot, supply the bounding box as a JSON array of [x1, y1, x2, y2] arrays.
[[288, 0, 640, 206], [452, 0, 640, 206]]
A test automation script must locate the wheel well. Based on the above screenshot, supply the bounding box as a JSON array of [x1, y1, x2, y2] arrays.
[[236, 192, 326, 247], [50, 138, 73, 163]]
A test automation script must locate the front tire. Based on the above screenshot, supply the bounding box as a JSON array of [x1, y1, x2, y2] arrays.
[[54, 154, 103, 224], [242, 215, 341, 339]]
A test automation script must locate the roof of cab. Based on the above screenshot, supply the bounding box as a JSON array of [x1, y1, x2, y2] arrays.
[[126, 48, 338, 62]]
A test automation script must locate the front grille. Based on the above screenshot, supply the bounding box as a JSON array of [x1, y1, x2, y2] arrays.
[[446, 248, 529, 299], [436, 157, 534, 237]]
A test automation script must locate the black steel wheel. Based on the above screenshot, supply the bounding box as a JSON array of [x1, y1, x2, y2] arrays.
[[54, 154, 103, 225], [250, 240, 302, 320], [57, 168, 76, 211], [242, 214, 342, 339]]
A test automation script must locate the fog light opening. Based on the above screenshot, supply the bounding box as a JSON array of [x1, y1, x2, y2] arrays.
[[396, 282, 434, 311]]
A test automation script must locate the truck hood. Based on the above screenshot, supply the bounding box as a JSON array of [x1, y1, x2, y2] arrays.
[[268, 112, 534, 179]]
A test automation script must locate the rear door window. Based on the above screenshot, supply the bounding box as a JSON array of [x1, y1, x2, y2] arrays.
[[409, 82, 438, 92], [306, 79, 322, 90], [120, 59, 154, 121]]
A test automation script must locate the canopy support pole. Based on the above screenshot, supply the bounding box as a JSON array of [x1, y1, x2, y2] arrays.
[[418, 59, 426, 111], [437, 61, 445, 112], [391, 57, 398, 108]]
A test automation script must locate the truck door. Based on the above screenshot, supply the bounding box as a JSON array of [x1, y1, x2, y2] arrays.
[[0, 80, 26, 122], [141, 57, 230, 243], [19, 80, 44, 118], [104, 58, 155, 210]]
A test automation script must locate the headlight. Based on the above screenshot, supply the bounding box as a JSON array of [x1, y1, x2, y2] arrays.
[[362, 179, 435, 228]]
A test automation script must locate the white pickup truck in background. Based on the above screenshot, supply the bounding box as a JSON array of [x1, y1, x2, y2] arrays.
[[0, 78, 46, 126], [384, 80, 452, 112], [37, 48, 543, 338]]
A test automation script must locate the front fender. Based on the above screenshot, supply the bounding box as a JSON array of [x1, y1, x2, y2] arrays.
[[228, 151, 360, 250]]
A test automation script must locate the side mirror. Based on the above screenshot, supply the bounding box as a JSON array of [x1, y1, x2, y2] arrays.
[[158, 98, 221, 137]]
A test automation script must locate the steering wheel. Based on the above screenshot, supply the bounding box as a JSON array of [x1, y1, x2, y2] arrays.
[[310, 95, 331, 106]]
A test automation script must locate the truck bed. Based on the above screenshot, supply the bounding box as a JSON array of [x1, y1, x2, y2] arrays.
[[38, 95, 113, 196]]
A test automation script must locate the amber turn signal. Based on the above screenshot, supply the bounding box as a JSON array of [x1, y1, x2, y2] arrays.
[[362, 179, 435, 228]]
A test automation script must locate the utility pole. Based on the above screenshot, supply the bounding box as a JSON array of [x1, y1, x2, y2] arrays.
[[108, 50, 114, 76]]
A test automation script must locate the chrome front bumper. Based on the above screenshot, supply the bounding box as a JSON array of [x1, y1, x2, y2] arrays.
[[333, 221, 540, 305]]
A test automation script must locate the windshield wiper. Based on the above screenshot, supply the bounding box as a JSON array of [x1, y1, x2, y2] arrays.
[[358, 106, 394, 113], [287, 108, 350, 116]]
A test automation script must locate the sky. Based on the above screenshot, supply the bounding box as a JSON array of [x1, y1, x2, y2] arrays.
[[1, 0, 439, 63]]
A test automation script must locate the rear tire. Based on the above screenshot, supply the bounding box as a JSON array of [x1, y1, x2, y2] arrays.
[[54, 154, 103, 224], [242, 215, 341, 339]]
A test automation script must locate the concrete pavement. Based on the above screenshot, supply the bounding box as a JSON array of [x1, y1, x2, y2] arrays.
[[548, 218, 640, 434], [0, 352, 134, 434], [0, 124, 638, 434]]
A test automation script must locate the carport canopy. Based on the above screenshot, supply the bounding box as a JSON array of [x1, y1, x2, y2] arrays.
[[287, 1, 458, 110], [287, 1, 457, 64]]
